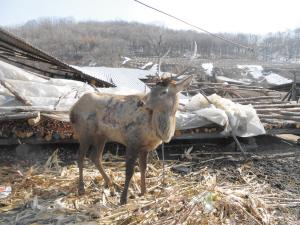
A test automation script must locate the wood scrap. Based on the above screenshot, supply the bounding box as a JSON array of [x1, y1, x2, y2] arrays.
[[256, 108, 300, 113], [276, 134, 300, 144], [253, 103, 300, 108], [0, 111, 39, 121], [232, 95, 282, 101], [27, 112, 41, 125], [0, 79, 32, 106], [258, 114, 300, 122]]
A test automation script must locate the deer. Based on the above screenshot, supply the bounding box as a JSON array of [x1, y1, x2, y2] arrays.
[[69, 75, 193, 205]]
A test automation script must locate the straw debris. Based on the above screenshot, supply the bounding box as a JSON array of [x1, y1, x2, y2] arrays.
[[0, 152, 298, 225]]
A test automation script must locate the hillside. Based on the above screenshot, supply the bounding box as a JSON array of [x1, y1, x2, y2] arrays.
[[4, 18, 300, 67]]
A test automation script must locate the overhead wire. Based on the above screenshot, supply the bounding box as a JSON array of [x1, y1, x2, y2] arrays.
[[133, 0, 254, 52], [133, 0, 251, 158]]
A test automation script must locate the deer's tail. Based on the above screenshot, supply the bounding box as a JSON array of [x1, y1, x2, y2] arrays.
[[69, 108, 77, 124]]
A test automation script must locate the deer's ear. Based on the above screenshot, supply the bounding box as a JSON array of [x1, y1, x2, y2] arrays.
[[175, 75, 193, 92]]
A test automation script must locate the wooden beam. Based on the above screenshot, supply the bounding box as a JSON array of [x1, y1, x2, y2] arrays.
[[258, 114, 300, 122], [232, 95, 281, 101], [0, 79, 32, 106], [256, 108, 300, 113], [253, 103, 300, 108], [0, 111, 39, 121]]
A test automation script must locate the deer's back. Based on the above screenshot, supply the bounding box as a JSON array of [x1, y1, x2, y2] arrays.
[[70, 92, 161, 149]]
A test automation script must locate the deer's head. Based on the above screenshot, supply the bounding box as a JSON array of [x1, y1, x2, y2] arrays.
[[145, 75, 193, 143], [146, 75, 193, 112]]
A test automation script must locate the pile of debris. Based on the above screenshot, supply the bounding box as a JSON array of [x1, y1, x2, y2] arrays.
[[0, 54, 299, 144], [180, 81, 300, 135], [0, 118, 74, 143]]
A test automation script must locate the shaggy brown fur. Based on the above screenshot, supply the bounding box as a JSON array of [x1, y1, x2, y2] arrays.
[[70, 75, 192, 204]]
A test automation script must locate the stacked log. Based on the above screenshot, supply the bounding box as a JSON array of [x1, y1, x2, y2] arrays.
[[0, 116, 74, 141], [183, 82, 284, 99], [175, 126, 223, 137]]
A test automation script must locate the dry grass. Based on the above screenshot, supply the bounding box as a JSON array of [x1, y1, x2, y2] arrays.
[[0, 150, 298, 225]]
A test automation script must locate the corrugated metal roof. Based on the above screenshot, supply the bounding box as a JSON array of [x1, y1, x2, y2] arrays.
[[72, 66, 154, 91]]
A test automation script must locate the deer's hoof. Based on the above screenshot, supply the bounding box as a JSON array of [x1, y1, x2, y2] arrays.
[[104, 182, 111, 189], [78, 187, 85, 196], [112, 182, 122, 192], [106, 185, 116, 196], [120, 198, 127, 205]]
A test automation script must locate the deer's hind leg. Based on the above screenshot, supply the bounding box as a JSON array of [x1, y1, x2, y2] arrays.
[[91, 136, 112, 187], [77, 137, 91, 195], [120, 146, 139, 205], [139, 150, 148, 196]]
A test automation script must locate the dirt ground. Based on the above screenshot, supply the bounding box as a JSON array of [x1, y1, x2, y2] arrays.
[[0, 135, 299, 224]]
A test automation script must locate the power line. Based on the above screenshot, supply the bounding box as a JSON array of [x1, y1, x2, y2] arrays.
[[133, 0, 254, 52]]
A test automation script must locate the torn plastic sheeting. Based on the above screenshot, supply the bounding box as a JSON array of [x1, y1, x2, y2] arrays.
[[195, 106, 228, 126], [184, 93, 210, 111], [181, 93, 266, 137], [176, 111, 213, 130], [6, 79, 92, 98], [0, 60, 94, 108], [224, 106, 266, 137]]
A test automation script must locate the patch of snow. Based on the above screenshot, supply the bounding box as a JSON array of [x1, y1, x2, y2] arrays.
[[121, 56, 131, 65], [149, 64, 159, 73], [202, 63, 213, 76], [88, 62, 97, 66], [263, 73, 292, 86], [237, 65, 263, 79], [140, 62, 153, 70], [239, 78, 253, 83]]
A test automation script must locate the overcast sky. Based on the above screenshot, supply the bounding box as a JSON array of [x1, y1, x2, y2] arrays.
[[1, 0, 300, 34]]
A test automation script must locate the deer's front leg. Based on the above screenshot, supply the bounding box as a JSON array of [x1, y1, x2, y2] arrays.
[[120, 147, 138, 205], [139, 150, 148, 196]]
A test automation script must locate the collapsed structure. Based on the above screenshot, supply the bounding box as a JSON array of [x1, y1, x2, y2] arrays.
[[0, 28, 299, 146]]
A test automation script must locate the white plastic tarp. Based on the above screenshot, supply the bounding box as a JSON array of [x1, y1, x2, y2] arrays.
[[0, 60, 94, 108], [182, 93, 266, 137]]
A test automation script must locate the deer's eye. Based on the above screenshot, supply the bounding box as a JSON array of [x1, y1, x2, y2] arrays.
[[160, 90, 167, 95]]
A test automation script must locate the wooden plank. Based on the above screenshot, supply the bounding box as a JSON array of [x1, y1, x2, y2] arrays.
[[281, 111, 300, 116], [173, 132, 227, 140], [0, 106, 69, 113], [258, 114, 300, 122], [191, 82, 264, 89], [260, 118, 299, 125], [253, 103, 300, 108], [266, 128, 300, 135], [0, 137, 76, 145], [0, 112, 39, 121], [256, 108, 300, 113], [0, 79, 32, 106], [232, 95, 281, 101], [276, 134, 300, 144]]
